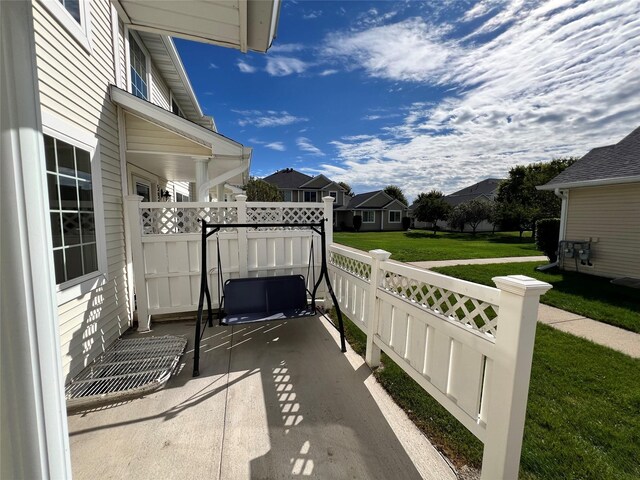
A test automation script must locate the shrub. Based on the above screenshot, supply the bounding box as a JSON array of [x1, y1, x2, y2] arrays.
[[535, 218, 561, 262], [353, 215, 362, 232], [401, 216, 411, 231]]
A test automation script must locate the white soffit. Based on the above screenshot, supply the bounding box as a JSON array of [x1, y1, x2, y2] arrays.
[[113, 0, 281, 53], [110, 86, 243, 157]]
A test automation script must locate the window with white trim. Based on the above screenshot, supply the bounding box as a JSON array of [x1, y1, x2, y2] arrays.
[[38, 0, 92, 51], [44, 134, 98, 285], [176, 192, 189, 202], [362, 211, 375, 223], [129, 33, 148, 100], [389, 210, 401, 223]]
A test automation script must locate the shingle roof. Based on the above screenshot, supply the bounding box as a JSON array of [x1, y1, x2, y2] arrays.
[[262, 169, 313, 189], [444, 178, 503, 206], [541, 126, 640, 188]]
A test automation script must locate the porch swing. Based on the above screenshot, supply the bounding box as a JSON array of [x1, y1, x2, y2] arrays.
[[193, 219, 346, 377]]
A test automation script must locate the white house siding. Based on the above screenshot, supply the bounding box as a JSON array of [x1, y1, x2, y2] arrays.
[[33, 0, 130, 381], [150, 62, 171, 110], [564, 183, 640, 278], [118, 19, 126, 88]]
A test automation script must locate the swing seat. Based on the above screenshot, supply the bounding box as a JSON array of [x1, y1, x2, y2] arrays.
[[221, 275, 316, 326]]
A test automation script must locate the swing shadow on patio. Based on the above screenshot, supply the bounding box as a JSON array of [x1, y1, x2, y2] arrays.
[[67, 316, 455, 479]]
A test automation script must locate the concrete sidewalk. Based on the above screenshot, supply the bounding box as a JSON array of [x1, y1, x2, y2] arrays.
[[409, 255, 549, 270], [538, 304, 640, 358], [410, 256, 640, 358], [68, 319, 456, 480]]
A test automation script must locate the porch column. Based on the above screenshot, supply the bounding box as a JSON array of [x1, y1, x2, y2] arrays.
[[216, 183, 225, 202], [1, 1, 72, 478], [194, 158, 210, 201]]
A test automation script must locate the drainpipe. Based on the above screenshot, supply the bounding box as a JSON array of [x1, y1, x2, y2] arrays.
[[554, 188, 569, 243], [194, 158, 210, 201]]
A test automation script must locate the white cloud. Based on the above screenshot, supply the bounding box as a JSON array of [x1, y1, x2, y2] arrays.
[[237, 59, 256, 73], [269, 43, 305, 53], [265, 56, 310, 76], [234, 110, 308, 128], [315, 0, 640, 200], [208, 62, 218, 69], [297, 137, 325, 156], [302, 10, 322, 20], [265, 142, 286, 151], [319, 69, 339, 76]]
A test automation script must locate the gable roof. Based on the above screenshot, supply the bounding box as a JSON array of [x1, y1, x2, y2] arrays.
[[299, 174, 332, 189], [539, 126, 640, 190], [262, 168, 313, 189], [341, 190, 407, 210], [444, 178, 503, 206]]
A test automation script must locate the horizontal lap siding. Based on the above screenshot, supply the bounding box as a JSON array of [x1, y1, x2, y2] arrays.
[[565, 183, 640, 278], [151, 63, 171, 110], [33, 0, 130, 382]]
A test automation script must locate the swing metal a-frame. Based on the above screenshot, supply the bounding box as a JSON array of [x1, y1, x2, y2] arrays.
[[193, 219, 346, 377]]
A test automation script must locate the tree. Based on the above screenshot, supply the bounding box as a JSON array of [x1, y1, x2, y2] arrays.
[[413, 190, 451, 234], [245, 177, 283, 201], [496, 157, 578, 235], [383, 185, 408, 206], [448, 204, 468, 232], [338, 181, 353, 196], [465, 199, 492, 234]]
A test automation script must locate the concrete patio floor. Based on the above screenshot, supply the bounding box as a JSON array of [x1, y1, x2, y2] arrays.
[[68, 316, 456, 480]]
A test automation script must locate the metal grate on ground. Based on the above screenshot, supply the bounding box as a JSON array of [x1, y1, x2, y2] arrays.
[[65, 335, 187, 411]]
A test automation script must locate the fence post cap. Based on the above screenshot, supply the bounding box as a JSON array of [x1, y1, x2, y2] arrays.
[[369, 249, 392, 261], [493, 275, 552, 296], [124, 195, 144, 202], [322, 196, 335, 203], [235, 194, 247, 202]]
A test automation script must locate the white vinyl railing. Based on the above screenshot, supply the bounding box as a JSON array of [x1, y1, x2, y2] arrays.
[[328, 244, 551, 480], [126, 195, 335, 331]]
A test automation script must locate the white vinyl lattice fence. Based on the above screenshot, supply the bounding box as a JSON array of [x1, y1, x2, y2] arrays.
[[126, 195, 335, 331], [328, 244, 551, 480]]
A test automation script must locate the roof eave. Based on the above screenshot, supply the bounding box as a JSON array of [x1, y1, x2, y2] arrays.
[[537, 175, 640, 190]]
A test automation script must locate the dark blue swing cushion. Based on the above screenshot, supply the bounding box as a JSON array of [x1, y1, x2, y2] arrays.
[[222, 275, 315, 325]]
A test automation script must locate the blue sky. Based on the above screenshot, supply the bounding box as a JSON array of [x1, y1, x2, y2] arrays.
[[176, 0, 640, 201]]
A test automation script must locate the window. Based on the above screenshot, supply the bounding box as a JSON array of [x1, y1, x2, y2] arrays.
[[362, 211, 375, 223], [172, 99, 186, 118], [38, 0, 92, 51], [304, 191, 317, 202], [329, 191, 337, 200], [283, 190, 292, 202], [136, 181, 151, 202], [129, 33, 148, 100], [176, 192, 189, 202], [389, 210, 401, 223], [44, 134, 98, 285]]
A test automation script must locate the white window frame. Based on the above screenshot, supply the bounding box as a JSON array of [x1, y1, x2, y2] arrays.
[[126, 29, 152, 101], [362, 211, 375, 223], [388, 210, 401, 223], [329, 191, 337, 200], [42, 111, 108, 305], [38, 0, 92, 53]]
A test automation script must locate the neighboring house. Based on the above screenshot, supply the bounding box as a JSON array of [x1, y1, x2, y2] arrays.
[[410, 178, 503, 231], [6, 0, 279, 385], [337, 190, 408, 231], [538, 126, 640, 279], [263, 168, 351, 206]]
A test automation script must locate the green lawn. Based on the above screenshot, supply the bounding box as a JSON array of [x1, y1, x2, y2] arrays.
[[334, 230, 539, 262], [337, 313, 640, 479], [432, 262, 640, 333]]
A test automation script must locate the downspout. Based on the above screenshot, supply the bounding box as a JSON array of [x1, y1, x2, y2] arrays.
[[538, 188, 568, 271]]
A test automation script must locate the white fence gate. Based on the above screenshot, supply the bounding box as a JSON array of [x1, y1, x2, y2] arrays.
[[126, 195, 334, 331], [328, 244, 551, 480]]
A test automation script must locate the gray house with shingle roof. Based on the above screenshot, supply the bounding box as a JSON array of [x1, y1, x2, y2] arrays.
[[538, 126, 640, 279], [263, 168, 350, 206], [336, 190, 408, 231]]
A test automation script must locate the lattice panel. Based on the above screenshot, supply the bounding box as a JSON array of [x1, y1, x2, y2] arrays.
[[140, 207, 238, 234], [329, 252, 371, 281], [246, 206, 325, 230], [382, 272, 499, 336]]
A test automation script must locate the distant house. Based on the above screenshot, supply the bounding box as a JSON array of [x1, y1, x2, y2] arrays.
[[410, 178, 503, 231], [538, 126, 640, 279], [263, 168, 350, 206], [337, 190, 408, 231]]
